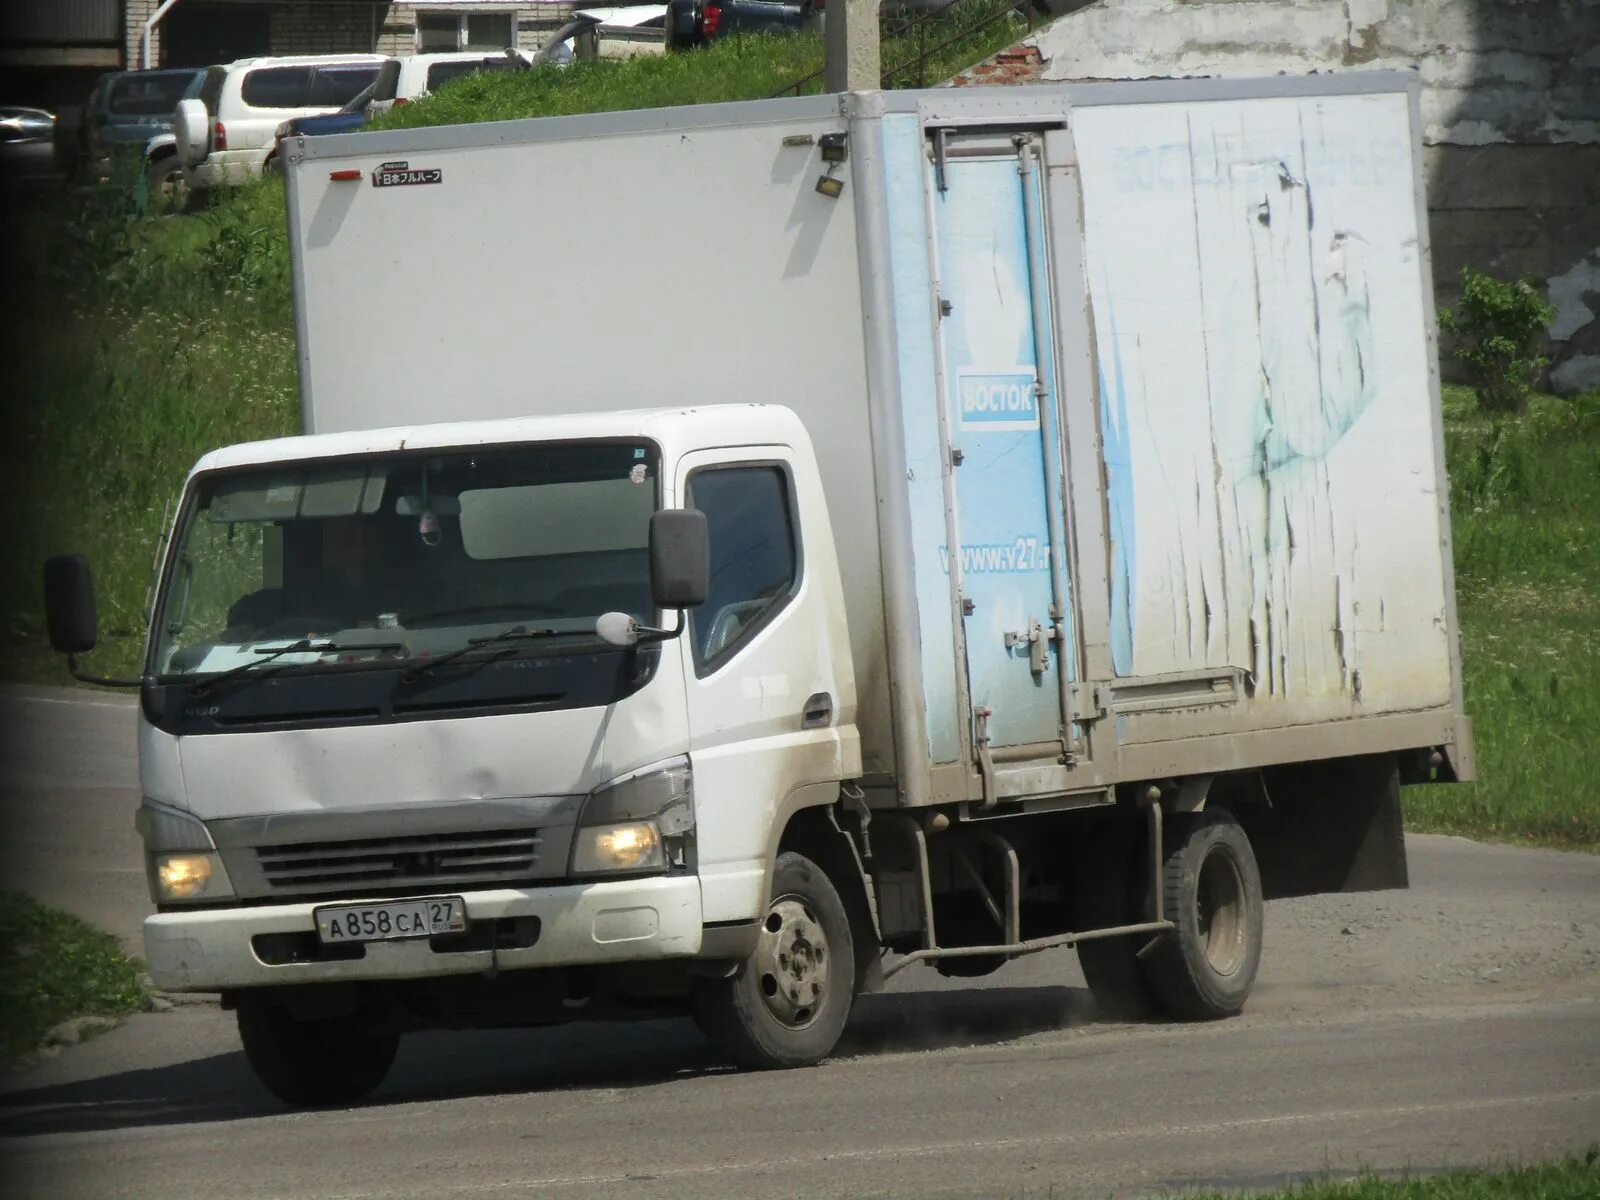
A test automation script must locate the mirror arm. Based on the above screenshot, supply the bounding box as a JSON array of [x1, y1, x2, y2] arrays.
[[634, 613, 689, 645], [66, 654, 144, 689]]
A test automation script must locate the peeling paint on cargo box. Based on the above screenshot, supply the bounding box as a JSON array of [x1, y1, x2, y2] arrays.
[[1099, 300, 1136, 677], [1074, 91, 1452, 719]]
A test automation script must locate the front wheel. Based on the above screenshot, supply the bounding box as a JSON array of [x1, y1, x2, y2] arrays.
[[692, 850, 856, 1069], [237, 1001, 398, 1107], [1142, 809, 1264, 1019]]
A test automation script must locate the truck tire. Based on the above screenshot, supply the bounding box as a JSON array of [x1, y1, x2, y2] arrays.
[[1074, 822, 1161, 1020], [692, 850, 856, 1069], [237, 1001, 398, 1107], [1142, 809, 1264, 1020]]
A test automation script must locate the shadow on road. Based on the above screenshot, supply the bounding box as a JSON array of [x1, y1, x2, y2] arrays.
[[0, 985, 1099, 1137]]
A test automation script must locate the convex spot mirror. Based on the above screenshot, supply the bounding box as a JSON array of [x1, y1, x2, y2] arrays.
[[649, 509, 709, 610], [44, 554, 98, 654]]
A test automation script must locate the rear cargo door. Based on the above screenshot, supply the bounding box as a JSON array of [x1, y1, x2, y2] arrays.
[[928, 131, 1076, 758]]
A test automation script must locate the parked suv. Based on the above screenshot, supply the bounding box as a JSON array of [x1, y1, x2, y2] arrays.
[[174, 55, 390, 188], [79, 68, 205, 181]]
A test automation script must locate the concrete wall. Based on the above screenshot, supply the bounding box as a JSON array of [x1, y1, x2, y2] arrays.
[[951, 0, 1600, 393]]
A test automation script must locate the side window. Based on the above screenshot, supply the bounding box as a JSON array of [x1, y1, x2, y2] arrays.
[[240, 66, 312, 109], [687, 466, 798, 671]]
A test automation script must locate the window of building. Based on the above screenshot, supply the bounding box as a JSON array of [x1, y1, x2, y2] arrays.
[[416, 11, 516, 52], [686, 466, 799, 670]]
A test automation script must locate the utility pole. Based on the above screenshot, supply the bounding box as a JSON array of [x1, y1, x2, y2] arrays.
[[825, 0, 881, 92]]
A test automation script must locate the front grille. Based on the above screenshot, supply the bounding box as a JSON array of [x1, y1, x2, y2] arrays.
[[255, 828, 541, 894]]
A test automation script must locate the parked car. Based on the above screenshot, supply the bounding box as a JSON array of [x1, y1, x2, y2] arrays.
[[79, 68, 205, 181], [273, 59, 404, 146], [390, 49, 536, 107], [0, 106, 58, 177], [271, 39, 595, 153], [173, 54, 391, 189], [665, 0, 820, 49], [572, 6, 668, 58], [665, 0, 961, 49]]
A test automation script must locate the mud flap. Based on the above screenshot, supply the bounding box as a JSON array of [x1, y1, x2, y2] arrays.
[[1241, 753, 1408, 899]]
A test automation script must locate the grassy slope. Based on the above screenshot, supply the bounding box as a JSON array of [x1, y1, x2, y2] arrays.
[[1405, 386, 1600, 848], [369, 15, 1031, 131], [0, 893, 150, 1062], [1, 39, 1595, 850], [1189, 1158, 1600, 1200], [1, 182, 299, 679]]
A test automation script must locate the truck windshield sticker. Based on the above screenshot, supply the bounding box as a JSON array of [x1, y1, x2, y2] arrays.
[[372, 160, 442, 188]]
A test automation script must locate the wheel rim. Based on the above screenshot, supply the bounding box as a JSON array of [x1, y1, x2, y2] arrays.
[[753, 895, 830, 1029], [1195, 847, 1246, 976]]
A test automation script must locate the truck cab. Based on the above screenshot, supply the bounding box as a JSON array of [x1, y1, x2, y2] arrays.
[[53, 405, 863, 1103]]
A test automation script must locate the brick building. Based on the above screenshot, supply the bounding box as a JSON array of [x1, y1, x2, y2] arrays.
[[123, 2, 576, 70]]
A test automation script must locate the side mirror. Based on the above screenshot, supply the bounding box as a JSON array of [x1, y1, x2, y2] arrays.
[[44, 554, 98, 655], [649, 509, 709, 610]]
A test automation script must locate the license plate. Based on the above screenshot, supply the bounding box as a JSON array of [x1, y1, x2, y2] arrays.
[[314, 897, 467, 945]]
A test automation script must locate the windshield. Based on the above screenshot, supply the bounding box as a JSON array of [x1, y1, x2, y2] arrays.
[[150, 441, 659, 680]]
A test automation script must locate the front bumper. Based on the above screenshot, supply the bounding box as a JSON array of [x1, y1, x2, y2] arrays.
[[144, 875, 703, 992]]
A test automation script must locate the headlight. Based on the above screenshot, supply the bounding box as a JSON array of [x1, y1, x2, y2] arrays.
[[137, 799, 236, 904], [570, 758, 693, 877], [572, 822, 664, 874], [155, 851, 231, 901]]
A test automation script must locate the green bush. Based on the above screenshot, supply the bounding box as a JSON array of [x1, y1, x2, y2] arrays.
[[1439, 266, 1556, 414]]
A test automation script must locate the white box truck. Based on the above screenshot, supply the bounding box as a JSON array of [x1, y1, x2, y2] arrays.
[[44, 74, 1474, 1106]]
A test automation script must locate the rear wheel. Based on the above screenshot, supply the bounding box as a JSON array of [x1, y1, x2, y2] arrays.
[[236, 1001, 398, 1107], [1142, 809, 1264, 1019], [1075, 821, 1162, 1020], [145, 154, 188, 213], [693, 850, 856, 1069]]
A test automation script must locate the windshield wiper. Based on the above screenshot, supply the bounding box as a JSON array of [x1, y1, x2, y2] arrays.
[[399, 625, 569, 684], [191, 638, 403, 696]]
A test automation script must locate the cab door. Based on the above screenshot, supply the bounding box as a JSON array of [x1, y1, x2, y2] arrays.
[[676, 447, 857, 925]]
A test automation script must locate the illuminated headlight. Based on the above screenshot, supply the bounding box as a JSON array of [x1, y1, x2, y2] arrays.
[[571, 758, 693, 878], [572, 822, 664, 874], [155, 852, 230, 901], [136, 799, 236, 904]]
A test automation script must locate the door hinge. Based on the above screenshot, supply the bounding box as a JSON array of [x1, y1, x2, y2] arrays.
[[962, 596, 975, 617], [939, 297, 953, 317], [1071, 682, 1108, 721], [973, 705, 998, 810], [950, 446, 965, 467]]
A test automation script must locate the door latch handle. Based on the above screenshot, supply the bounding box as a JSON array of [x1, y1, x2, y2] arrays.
[[801, 692, 834, 729], [1004, 618, 1061, 676]]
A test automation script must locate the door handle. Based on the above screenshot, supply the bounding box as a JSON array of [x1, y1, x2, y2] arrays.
[[802, 692, 834, 729], [1004, 618, 1060, 676]]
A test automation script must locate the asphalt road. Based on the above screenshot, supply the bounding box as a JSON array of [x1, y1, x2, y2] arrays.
[[1, 686, 1597, 1198]]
